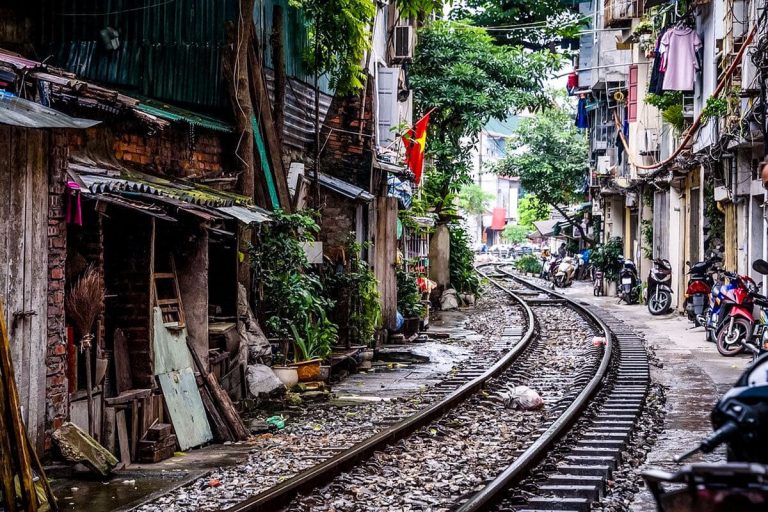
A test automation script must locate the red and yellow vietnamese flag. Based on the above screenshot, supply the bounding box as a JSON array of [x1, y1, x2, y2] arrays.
[[402, 111, 431, 185]]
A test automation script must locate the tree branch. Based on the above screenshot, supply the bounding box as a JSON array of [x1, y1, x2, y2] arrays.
[[550, 203, 596, 247]]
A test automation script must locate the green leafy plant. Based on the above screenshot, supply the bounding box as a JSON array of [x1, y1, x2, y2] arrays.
[[515, 254, 542, 274], [517, 195, 550, 228], [502, 224, 530, 244], [590, 237, 624, 282], [646, 91, 683, 111], [662, 104, 685, 134], [641, 219, 653, 259], [449, 223, 482, 296], [323, 235, 381, 346], [702, 97, 728, 120], [458, 184, 494, 216], [290, 312, 337, 362], [631, 19, 653, 36], [249, 209, 338, 361], [397, 268, 426, 318]]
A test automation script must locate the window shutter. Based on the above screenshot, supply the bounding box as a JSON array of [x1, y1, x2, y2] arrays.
[[377, 67, 400, 146], [628, 65, 638, 122]]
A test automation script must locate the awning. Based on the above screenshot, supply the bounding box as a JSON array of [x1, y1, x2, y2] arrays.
[[532, 219, 572, 237], [490, 208, 507, 230], [68, 156, 270, 225], [0, 92, 100, 129], [318, 173, 374, 202], [133, 97, 233, 133]]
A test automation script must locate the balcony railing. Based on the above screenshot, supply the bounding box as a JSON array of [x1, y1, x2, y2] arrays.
[[604, 0, 642, 28]]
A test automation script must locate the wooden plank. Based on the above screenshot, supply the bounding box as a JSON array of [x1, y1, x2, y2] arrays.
[[115, 409, 131, 467], [0, 125, 11, 337], [130, 399, 139, 461], [8, 127, 27, 409], [103, 407, 116, 455], [157, 368, 213, 450], [113, 329, 133, 394], [199, 386, 232, 442], [26, 129, 48, 447]]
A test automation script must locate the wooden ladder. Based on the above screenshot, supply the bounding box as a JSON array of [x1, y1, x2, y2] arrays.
[[153, 255, 186, 329]]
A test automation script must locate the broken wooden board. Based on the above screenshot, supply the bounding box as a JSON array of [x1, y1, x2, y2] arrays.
[[52, 422, 118, 477], [157, 368, 213, 450], [152, 308, 193, 375]]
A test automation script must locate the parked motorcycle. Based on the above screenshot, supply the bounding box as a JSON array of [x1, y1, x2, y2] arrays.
[[617, 257, 641, 305], [642, 353, 768, 510], [646, 258, 673, 315], [541, 255, 561, 281], [553, 256, 577, 288], [684, 255, 721, 327], [714, 260, 768, 360], [704, 274, 729, 344], [715, 271, 758, 357]]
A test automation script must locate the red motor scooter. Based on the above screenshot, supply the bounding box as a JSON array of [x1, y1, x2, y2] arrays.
[[715, 271, 759, 357]]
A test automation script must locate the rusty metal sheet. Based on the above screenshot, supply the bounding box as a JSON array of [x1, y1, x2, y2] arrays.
[[157, 368, 213, 450]]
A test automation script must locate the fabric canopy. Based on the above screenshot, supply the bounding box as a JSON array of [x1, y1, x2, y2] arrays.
[[490, 208, 507, 230]]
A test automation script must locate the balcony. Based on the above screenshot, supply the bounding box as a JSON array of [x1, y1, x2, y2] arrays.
[[604, 0, 642, 28]]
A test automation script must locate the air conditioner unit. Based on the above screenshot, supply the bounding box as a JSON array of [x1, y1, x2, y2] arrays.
[[393, 26, 413, 62]]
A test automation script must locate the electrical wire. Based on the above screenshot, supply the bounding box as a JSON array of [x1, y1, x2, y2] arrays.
[[57, 0, 175, 16]]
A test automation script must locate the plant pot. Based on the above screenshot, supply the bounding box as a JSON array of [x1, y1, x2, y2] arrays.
[[272, 366, 299, 388], [291, 359, 322, 382], [319, 365, 331, 382], [403, 317, 420, 337], [361, 349, 374, 362]]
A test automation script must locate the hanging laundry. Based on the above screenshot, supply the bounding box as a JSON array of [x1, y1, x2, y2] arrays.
[[648, 27, 668, 94], [575, 97, 589, 129], [659, 27, 702, 91], [566, 72, 579, 95], [66, 181, 83, 226]]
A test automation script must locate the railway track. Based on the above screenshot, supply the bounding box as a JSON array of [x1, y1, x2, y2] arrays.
[[221, 264, 649, 512]]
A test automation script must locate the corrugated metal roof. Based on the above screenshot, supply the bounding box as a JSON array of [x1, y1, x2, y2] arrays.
[[134, 98, 233, 133], [0, 49, 41, 70], [318, 173, 374, 202], [217, 205, 271, 225], [0, 92, 100, 128]]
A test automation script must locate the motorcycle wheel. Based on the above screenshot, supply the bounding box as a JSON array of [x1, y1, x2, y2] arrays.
[[648, 290, 671, 315], [716, 318, 751, 357]]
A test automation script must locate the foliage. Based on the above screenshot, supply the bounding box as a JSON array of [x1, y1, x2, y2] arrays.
[[323, 236, 381, 346], [704, 181, 724, 249], [645, 91, 683, 111], [502, 224, 530, 244], [517, 195, 550, 228], [702, 97, 728, 120], [290, 313, 337, 362], [458, 183, 494, 215], [289, 0, 375, 94], [397, 268, 426, 318], [641, 219, 653, 259], [249, 210, 337, 360], [631, 19, 654, 35], [448, 1, 583, 49], [590, 237, 624, 282], [515, 254, 542, 274], [494, 103, 592, 243], [397, 0, 445, 19], [410, 21, 561, 220], [662, 104, 685, 134], [449, 223, 482, 296]]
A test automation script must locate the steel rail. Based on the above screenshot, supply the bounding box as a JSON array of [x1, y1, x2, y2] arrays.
[[225, 265, 535, 512], [456, 265, 613, 512]]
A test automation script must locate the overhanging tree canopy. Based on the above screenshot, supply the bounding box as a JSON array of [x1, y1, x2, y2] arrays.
[[410, 21, 560, 219], [494, 104, 593, 244]]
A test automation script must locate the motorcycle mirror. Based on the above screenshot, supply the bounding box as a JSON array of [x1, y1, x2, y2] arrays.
[[753, 259, 768, 275], [686, 261, 691, 267]]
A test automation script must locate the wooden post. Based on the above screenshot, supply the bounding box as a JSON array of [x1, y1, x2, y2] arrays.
[[270, 5, 286, 145]]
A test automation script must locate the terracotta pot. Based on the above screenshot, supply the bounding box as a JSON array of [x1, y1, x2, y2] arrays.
[[291, 359, 322, 382], [272, 366, 299, 388]]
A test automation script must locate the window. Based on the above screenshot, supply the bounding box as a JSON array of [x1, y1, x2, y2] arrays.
[[628, 65, 638, 122]]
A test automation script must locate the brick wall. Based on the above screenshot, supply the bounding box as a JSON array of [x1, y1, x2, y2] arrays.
[[318, 82, 375, 189], [45, 129, 69, 450], [112, 127, 225, 178], [319, 191, 357, 251]]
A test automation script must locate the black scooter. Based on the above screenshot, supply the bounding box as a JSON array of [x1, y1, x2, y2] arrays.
[[647, 258, 673, 315], [617, 257, 641, 305], [642, 353, 768, 510]]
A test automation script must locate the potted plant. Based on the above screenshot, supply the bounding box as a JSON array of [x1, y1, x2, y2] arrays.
[[289, 313, 336, 381], [397, 268, 425, 337]]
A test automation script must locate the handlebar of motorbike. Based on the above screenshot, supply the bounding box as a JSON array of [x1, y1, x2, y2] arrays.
[[675, 421, 739, 463]]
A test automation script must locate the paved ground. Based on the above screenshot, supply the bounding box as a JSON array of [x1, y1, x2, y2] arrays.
[[555, 281, 748, 510]]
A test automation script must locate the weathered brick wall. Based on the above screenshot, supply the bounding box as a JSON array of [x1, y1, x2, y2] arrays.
[[319, 190, 357, 251], [318, 82, 375, 190], [112, 127, 225, 179], [45, 129, 69, 450]]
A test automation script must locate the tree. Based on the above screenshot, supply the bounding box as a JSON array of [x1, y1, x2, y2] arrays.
[[410, 21, 560, 220], [502, 224, 530, 244], [494, 104, 594, 244], [517, 195, 550, 228], [458, 183, 494, 215]]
